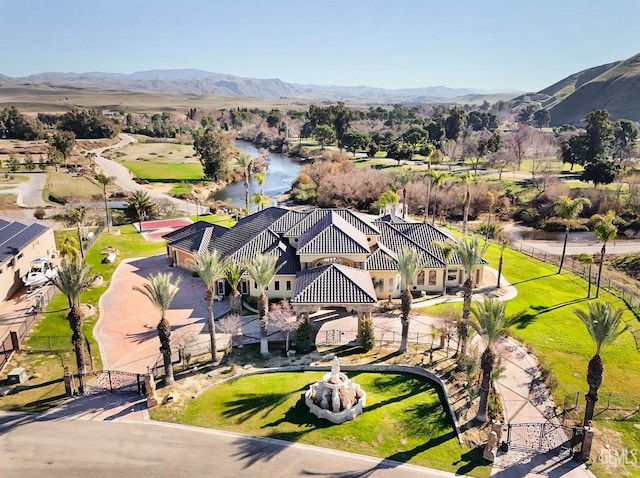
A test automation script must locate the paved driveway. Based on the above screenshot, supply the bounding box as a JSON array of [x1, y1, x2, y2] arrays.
[[95, 254, 232, 373]]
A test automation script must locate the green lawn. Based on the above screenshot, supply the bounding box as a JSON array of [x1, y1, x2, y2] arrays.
[[151, 371, 490, 477], [122, 161, 203, 181], [415, 242, 640, 473]]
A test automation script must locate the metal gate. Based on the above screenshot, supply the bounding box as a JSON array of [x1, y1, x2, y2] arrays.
[[506, 422, 584, 455], [77, 370, 145, 395], [323, 329, 343, 344]]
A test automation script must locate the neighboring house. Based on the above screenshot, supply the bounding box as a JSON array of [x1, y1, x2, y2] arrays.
[[0, 220, 56, 301], [164, 207, 485, 311]]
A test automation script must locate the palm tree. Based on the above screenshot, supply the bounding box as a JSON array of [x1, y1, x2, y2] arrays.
[[455, 235, 489, 358], [469, 299, 522, 422], [236, 153, 253, 213], [61, 207, 87, 260], [576, 253, 594, 298], [593, 211, 618, 298], [423, 160, 432, 223], [255, 170, 267, 210], [188, 251, 228, 364], [554, 196, 592, 273], [397, 248, 420, 353], [396, 170, 413, 219], [244, 254, 284, 355], [95, 173, 115, 232], [134, 272, 182, 385], [574, 302, 628, 425], [223, 260, 246, 315], [127, 190, 155, 233], [459, 172, 474, 236], [430, 170, 448, 224], [431, 239, 456, 295], [496, 237, 509, 289], [51, 255, 97, 394]]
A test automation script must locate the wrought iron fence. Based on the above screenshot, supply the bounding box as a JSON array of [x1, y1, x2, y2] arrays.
[[0, 332, 14, 372], [510, 240, 640, 350], [561, 391, 640, 422]]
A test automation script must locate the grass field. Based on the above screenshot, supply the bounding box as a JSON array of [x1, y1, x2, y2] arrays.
[[415, 242, 640, 475], [105, 141, 204, 181], [45, 171, 103, 202], [150, 371, 490, 477]]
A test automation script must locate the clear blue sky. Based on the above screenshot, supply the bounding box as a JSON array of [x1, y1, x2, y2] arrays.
[[1, 0, 639, 92]]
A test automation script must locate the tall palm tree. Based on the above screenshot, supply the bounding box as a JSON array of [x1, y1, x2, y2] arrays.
[[469, 299, 522, 422], [244, 254, 284, 355], [574, 302, 628, 425], [576, 253, 594, 298], [134, 272, 182, 385], [255, 170, 267, 210], [593, 211, 618, 298], [430, 170, 448, 224], [423, 161, 432, 223], [236, 153, 253, 213], [188, 251, 228, 364], [95, 173, 115, 232], [554, 196, 592, 273], [223, 260, 246, 315], [455, 235, 489, 358], [396, 170, 413, 219], [60, 207, 87, 260], [431, 239, 456, 295], [459, 172, 474, 237], [397, 248, 420, 353], [51, 255, 97, 394], [127, 190, 155, 233]]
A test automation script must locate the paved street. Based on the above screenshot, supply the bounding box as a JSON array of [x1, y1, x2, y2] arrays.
[[0, 408, 457, 478]]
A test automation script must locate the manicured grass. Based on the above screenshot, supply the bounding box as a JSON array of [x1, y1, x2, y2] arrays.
[[28, 224, 168, 368], [151, 371, 490, 477], [415, 242, 640, 467], [122, 161, 203, 181]]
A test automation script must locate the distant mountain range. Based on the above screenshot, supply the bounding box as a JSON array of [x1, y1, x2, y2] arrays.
[[0, 69, 519, 104], [3, 54, 639, 124], [512, 52, 640, 125]]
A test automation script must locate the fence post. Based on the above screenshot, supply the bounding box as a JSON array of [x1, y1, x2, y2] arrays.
[[9, 331, 20, 351], [108, 370, 113, 393], [48, 336, 52, 351]]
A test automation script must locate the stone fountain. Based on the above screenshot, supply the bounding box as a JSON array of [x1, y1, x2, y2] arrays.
[[305, 356, 366, 424]]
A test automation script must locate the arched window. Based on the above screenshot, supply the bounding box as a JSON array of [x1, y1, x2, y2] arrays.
[[417, 270, 425, 285]]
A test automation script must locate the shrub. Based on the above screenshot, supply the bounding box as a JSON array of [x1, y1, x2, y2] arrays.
[[296, 318, 312, 353], [33, 207, 46, 220], [360, 316, 376, 351]]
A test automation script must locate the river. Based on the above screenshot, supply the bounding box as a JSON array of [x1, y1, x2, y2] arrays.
[[212, 140, 301, 207]]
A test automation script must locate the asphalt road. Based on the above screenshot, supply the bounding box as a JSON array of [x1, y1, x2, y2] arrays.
[[91, 134, 208, 215], [0, 411, 458, 478]]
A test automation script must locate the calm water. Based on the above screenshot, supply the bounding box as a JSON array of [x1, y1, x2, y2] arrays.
[[212, 140, 301, 207], [511, 229, 598, 242]]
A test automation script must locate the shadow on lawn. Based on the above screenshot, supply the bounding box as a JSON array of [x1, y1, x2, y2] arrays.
[[514, 298, 588, 329], [509, 273, 556, 287], [222, 386, 307, 424]]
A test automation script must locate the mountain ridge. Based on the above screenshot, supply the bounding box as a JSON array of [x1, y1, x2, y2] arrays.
[[0, 69, 519, 104]]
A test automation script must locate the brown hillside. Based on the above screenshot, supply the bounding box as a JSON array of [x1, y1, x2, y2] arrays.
[[545, 53, 640, 125]]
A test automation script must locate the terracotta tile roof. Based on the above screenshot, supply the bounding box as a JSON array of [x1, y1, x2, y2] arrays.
[[291, 264, 377, 305]]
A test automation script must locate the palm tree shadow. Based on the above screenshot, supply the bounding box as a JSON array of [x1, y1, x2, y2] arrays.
[[125, 321, 193, 344], [509, 273, 556, 286], [515, 298, 589, 329], [223, 384, 308, 424]]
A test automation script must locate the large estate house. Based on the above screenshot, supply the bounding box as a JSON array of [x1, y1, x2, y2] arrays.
[[163, 207, 485, 314]]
